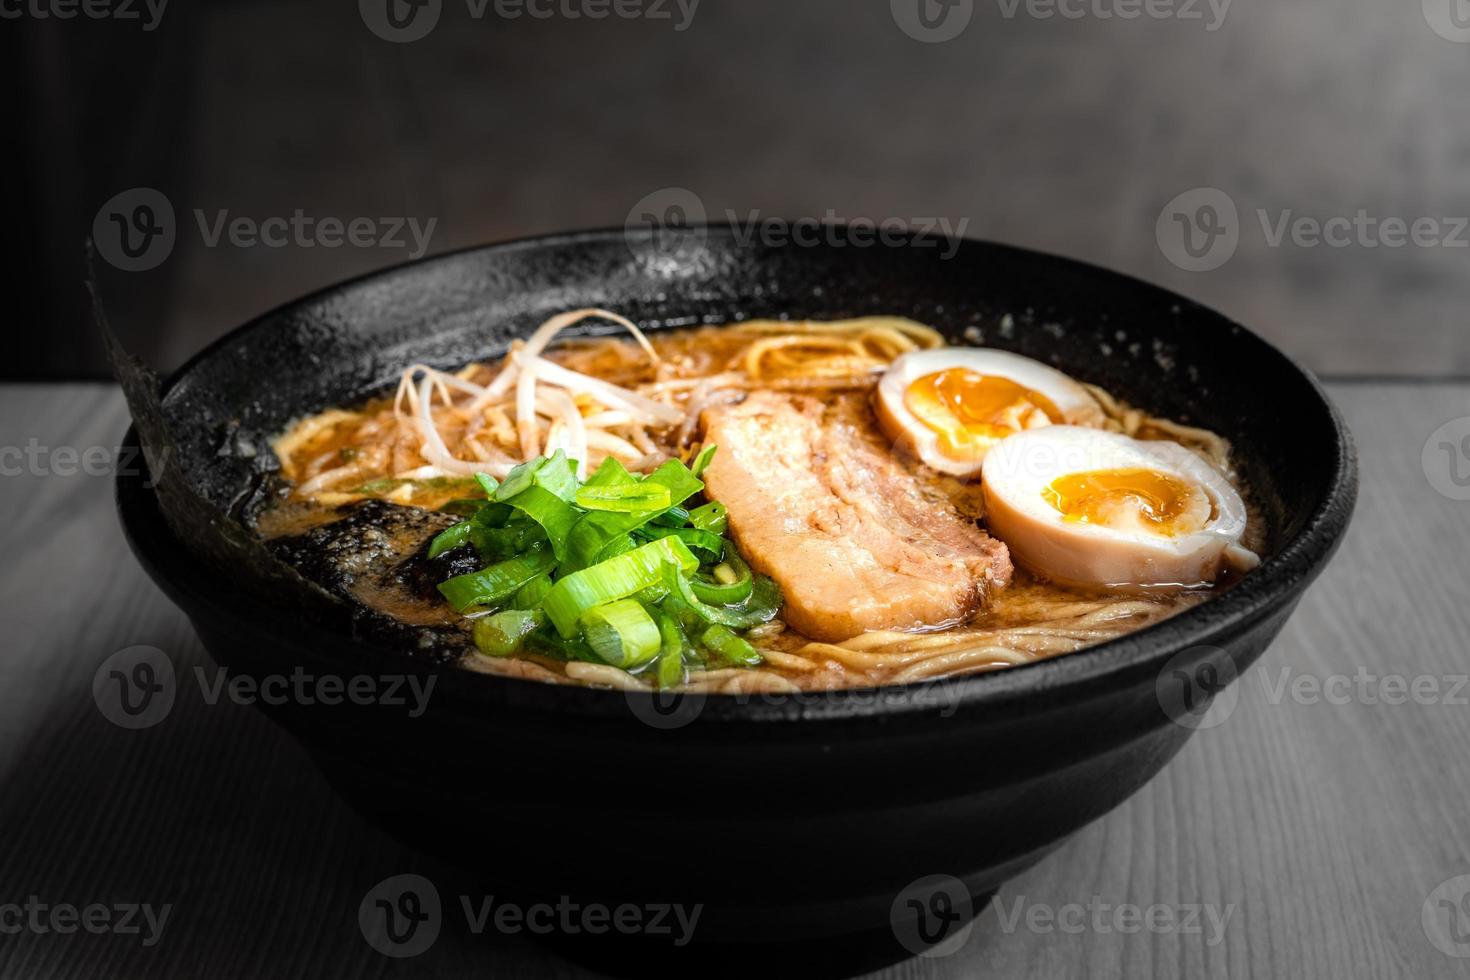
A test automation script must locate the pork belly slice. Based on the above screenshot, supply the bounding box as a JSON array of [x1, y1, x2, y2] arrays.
[[701, 392, 1013, 643]]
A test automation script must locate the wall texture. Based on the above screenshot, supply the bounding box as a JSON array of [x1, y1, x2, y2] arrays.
[[12, 0, 1469, 377]]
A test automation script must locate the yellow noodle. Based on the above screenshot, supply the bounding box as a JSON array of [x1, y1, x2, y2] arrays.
[[271, 316, 1245, 693], [563, 662, 645, 690], [890, 646, 1033, 683], [755, 649, 820, 673]]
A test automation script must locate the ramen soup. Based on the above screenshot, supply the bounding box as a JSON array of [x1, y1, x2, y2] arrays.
[[259, 312, 1264, 694]]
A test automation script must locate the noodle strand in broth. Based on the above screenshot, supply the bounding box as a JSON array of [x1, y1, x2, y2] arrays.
[[265, 314, 1260, 692]]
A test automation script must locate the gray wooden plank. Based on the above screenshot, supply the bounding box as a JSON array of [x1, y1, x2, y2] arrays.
[[0, 382, 1467, 978]]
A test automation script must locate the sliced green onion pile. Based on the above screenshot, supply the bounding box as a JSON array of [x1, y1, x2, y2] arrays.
[[428, 449, 781, 687]]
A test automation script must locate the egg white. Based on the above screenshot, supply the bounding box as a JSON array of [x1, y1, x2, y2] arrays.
[[981, 426, 1259, 590], [876, 348, 1104, 477]]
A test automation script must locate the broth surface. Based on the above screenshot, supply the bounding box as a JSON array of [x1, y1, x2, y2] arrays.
[[260, 322, 1262, 693]]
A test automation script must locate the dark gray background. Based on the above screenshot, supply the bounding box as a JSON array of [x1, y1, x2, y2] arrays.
[[8, 0, 1469, 378]]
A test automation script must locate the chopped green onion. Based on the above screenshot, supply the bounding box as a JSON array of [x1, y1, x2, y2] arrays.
[[493, 457, 542, 502], [434, 449, 780, 681], [689, 444, 718, 478], [503, 485, 580, 560], [582, 455, 639, 489], [690, 553, 754, 604], [654, 609, 688, 689], [428, 521, 473, 559], [441, 498, 485, 518], [688, 501, 728, 535], [581, 599, 662, 669], [659, 562, 781, 630], [511, 573, 554, 610], [575, 483, 673, 513], [473, 502, 513, 528], [543, 536, 699, 637], [471, 519, 545, 563], [649, 505, 690, 528], [700, 623, 763, 667], [563, 459, 705, 570], [437, 546, 557, 613], [524, 628, 601, 663], [646, 457, 705, 507], [473, 608, 543, 657], [495, 451, 576, 504], [533, 450, 580, 502], [474, 472, 500, 498], [640, 526, 724, 563], [595, 534, 638, 564]]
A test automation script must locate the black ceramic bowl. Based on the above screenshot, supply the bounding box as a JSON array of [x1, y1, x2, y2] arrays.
[[115, 227, 1355, 977]]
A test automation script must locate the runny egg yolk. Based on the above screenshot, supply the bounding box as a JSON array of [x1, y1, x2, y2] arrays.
[[1041, 468, 1211, 537], [904, 368, 1064, 459]]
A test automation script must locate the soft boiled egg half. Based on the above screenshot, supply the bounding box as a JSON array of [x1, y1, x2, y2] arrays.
[[981, 426, 1260, 590], [876, 349, 1106, 477]]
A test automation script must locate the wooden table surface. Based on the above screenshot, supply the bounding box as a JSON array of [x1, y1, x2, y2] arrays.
[[1, 381, 1468, 979]]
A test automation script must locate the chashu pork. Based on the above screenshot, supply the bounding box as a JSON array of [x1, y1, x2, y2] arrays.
[[701, 392, 1013, 642]]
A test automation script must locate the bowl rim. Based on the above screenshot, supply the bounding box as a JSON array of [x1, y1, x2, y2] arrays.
[[114, 225, 1360, 724]]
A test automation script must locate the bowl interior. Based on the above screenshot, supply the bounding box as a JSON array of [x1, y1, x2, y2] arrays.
[[127, 227, 1356, 715]]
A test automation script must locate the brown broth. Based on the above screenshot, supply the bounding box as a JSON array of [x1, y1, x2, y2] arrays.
[[260, 325, 1262, 692]]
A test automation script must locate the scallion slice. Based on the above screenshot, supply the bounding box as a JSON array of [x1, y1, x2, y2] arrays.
[[690, 552, 754, 604], [511, 572, 554, 610], [428, 521, 473, 559], [582, 455, 639, 489], [437, 546, 557, 613], [640, 526, 724, 563], [581, 599, 662, 669], [471, 519, 545, 563], [473, 608, 544, 658], [563, 458, 705, 570], [474, 472, 500, 498], [688, 501, 728, 535], [649, 505, 690, 528], [575, 482, 673, 513], [659, 562, 782, 630], [654, 609, 688, 689], [689, 443, 718, 478], [441, 498, 484, 518], [700, 623, 763, 667], [503, 485, 580, 560], [543, 536, 699, 637], [496, 450, 576, 504]]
